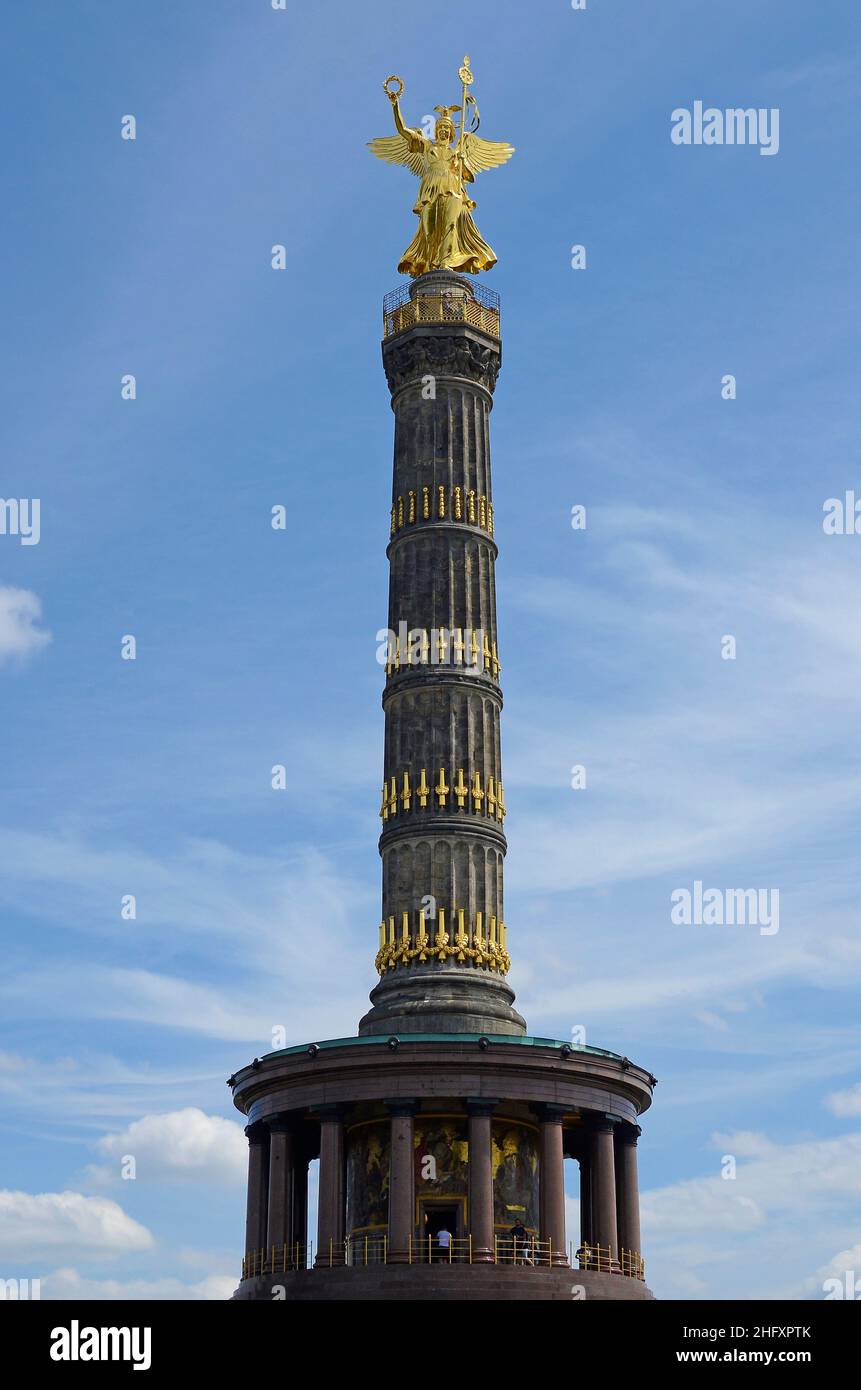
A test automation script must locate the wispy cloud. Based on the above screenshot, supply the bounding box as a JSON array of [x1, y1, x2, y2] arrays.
[[0, 587, 50, 665]]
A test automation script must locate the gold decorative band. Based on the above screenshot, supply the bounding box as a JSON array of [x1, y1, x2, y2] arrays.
[[375, 907, 510, 976], [380, 768, 506, 821], [391, 487, 494, 537], [384, 628, 500, 679]]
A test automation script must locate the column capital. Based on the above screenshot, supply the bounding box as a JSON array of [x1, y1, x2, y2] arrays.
[[466, 1097, 500, 1117], [585, 1111, 622, 1134], [244, 1121, 269, 1143], [383, 1097, 419, 1117], [618, 1122, 642, 1145], [535, 1102, 569, 1125], [265, 1114, 293, 1134], [316, 1103, 347, 1122]]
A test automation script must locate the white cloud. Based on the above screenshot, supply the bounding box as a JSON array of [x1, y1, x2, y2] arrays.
[[0, 587, 50, 664], [90, 1108, 246, 1187], [641, 1129, 861, 1298], [826, 1082, 861, 1118], [40, 1266, 235, 1301], [0, 1190, 153, 1258]]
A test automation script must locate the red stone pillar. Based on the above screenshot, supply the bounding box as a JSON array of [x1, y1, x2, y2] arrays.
[[615, 1123, 642, 1268], [385, 1099, 417, 1263], [590, 1117, 620, 1269], [243, 1122, 269, 1268], [266, 1118, 294, 1258], [314, 1105, 345, 1267], [467, 1099, 498, 1263], [537, 1104, 569, 1266], [293, 1148, 309, 1264], [579, 1150, 592, 1249]]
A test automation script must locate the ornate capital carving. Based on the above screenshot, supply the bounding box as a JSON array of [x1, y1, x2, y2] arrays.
[[383, 332, 501, 397]]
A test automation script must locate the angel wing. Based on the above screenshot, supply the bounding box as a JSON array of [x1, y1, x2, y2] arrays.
[[460, 132, 515, 178], [367, 132, 426, 176]]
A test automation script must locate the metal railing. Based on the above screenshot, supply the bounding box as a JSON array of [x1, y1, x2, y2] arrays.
[[494, 1235, 556, 1267], [242, 1236, 645, 1279], [382, 282, 500, 340], [574, 1243, 646, 1280], [409, 1234, 473, 1264], [242, 1243, 312, 1278], [345, 1234, 388, 1266]]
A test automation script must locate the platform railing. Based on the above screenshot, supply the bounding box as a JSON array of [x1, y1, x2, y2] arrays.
[[574, 1243, 646, 1280], [493, 1235, 555, 1267], [242, 1236, 645, 1279], [242, 1243, 312, 1278], [345, 1234, 388, 1266], [382, 282, 501, 340], [408, 1234, 473, 1264]]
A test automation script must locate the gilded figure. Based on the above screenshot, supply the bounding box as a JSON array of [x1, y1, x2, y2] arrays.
[[368, 57, 514, 276]]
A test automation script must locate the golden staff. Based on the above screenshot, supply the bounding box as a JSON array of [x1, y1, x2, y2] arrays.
[[457, 54, 474, 160]]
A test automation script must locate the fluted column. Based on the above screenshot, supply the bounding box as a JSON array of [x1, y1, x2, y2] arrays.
[[467, 1098, 498, 1262], [590, 1117, 620, 1268], [265, 1117, 294, 1255], [615, 1123, 642, 1263], [537, 1104, 569, 1266], [360, 271, 525, 1041], [243, 1122, 269, 1261], [386, 1099, 418, 1263], [314, 1105, 345, 1267]]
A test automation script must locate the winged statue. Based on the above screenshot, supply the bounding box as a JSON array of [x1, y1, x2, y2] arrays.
[[368, 57, 514, 276]]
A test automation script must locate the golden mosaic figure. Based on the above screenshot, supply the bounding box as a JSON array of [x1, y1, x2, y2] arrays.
[[368, 57, 514, 276]]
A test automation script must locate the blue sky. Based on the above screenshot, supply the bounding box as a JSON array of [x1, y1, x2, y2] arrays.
[[1, 0, 860, 1300]]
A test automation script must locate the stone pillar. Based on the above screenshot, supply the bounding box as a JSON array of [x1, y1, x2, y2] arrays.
[[615, 1123, 642, 1265], [243, 1122, 269, 1263], [293, 1148, 309, 1263], [315, 1105, 345, 1267], [386, 1099, 418, 1263], [590, 1117, 620, 1269], [579, 1151, 592, 1248], [467, 1099, 498, 1263], [537, 1104, 569, 1266], [265, 1117, 294, 1257]]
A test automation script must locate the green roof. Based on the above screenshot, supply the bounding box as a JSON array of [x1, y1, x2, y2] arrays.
[[260, 1033, 623, 1062]]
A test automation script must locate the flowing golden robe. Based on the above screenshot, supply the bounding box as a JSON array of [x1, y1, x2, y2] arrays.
[[398, 132, 495, 276], [368, 115, 514, 277]]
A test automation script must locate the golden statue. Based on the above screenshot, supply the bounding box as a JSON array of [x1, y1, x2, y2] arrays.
[[368, 56, 514, 277]]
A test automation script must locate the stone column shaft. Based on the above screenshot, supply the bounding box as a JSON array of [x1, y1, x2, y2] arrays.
[[243, 1123, 269, 1260], [538, 1105, 568, 1267], [315, 1107, 345, 1267], [266, 1121, 294, 1254], [616, 1125, 642, 1261], [386, 1100, 417, 1263], [293, 1154, 309, 1262], [591, 1121, 620, 1267], [467, 1100, 498, 1262], [579, 1153, 592, 1247]]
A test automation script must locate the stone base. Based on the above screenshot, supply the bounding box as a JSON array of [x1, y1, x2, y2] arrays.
[[359, 963, 526, 1037], [233, 1265, 654, 1302]]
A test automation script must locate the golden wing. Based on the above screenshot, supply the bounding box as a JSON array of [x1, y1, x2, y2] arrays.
[[367, 133, 425, 176], [461, 132, 515, 177]]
